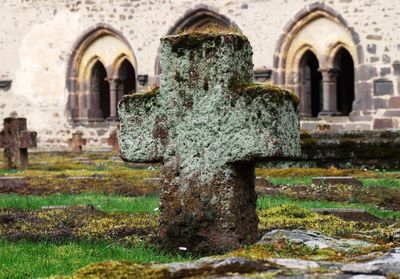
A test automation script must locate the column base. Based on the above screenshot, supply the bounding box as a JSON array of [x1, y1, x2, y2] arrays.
[[106, 116, 119, 122], [318, 111, 342, 117]]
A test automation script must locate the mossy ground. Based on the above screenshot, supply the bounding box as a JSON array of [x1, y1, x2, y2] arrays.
[[0, 152, 399, 278]]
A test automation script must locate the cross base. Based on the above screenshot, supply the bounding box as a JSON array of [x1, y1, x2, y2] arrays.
[[159, 162, 259, 255]]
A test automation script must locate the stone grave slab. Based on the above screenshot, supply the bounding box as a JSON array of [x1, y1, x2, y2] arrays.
[[312, 208, 380, 222], [119, 31, 300, 254], [312, 176, 363, 187]]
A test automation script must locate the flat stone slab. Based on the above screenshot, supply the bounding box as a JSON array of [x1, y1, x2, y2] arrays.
[[259, 229, 372, 252], [342, 247, 400, 276], [268, 258, 320, 270], [312, 176, 363, 186], [312, 177, 363, 187], [312, 208, 380, 222]]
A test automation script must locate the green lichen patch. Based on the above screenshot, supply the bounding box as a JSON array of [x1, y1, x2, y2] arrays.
[[0, 206, 158, 246]]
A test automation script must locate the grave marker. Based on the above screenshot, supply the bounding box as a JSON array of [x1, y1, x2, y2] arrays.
[[119, 31, 300, 254], [68, 131, 86, 153], [0, 117, 37, 169]]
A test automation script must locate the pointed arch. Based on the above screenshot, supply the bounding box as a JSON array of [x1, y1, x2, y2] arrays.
[[272, 2, 363, 85], [66, 24, 137, 123]]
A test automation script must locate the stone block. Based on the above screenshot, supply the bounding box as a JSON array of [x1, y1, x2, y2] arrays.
[[373, 118, 393, 129], [380, 67, 391, 76], [393, 61, 400, 76], [356, 65, 377, 81], [388, 96, 400, 109], [366, 44, 376, 54], [374, 79, 393, 96], [383, 109, 400, 117], [373, 97, 388, 109]]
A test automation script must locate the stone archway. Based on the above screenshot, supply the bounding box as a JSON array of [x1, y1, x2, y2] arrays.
[[66, 24, 137, 123], [272, 3, 363, 117]]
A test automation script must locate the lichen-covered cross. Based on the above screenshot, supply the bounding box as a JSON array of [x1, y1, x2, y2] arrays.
[[119, 31, 300, 254], [0, 117, 37, 169]]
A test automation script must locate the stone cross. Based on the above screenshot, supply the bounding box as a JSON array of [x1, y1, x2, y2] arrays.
[[107, 130, 120, 153], [68, 131, 86, 153], [0, 117, 37, 169], [119, 31, 300, 254]]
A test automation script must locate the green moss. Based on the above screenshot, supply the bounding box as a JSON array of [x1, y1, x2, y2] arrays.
[[0, 207, 158, 246], [50, 261, 169, 279], [163, 31, 248, 55], [258, 204, 359, 237], [231, 82, 300, 107]]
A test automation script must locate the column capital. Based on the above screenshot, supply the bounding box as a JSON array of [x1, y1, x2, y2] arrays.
[[318, 68, 340, 80], [107, 78, 121, 84]]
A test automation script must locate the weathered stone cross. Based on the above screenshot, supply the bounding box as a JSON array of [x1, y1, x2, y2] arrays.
[[119, 31, 300, 254], [0, 117, 37, 169]]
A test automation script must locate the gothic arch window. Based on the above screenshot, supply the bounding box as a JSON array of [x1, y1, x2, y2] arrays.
[[273, 3, 363, 117], [66, 25, 137, 123], [155, 7, 238, 75], [333, 48, 355, 116], [299, 50, 322, 117], [117, 59, 136, 96]]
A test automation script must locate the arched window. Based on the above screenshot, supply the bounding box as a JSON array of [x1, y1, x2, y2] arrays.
[[118, 59, 136, 96], [299, 51, 322, 117], [273, 3, 362, 117], [334, 48, 354, 116], [66, 25, 137, 123], [90, 61, 110, 119]]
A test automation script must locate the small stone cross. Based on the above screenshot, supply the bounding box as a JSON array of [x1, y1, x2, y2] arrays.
[[0, 117, 37, 169], [119, 31, 300, 254], [68, 131, 86, 153]]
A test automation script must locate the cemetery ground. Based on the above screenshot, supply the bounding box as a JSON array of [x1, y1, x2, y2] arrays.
[[0, 152, 399, 278]]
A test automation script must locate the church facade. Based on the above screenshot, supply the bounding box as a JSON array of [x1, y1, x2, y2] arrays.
[[0, 0, 399, 149]]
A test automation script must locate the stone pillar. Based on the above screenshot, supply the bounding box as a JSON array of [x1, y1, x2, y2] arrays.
[[108, 78, 119, 121], [319, 68, 339, 116]]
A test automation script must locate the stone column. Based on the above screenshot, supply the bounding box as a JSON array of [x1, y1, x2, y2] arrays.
[[319, 68, 339, 116], [108, 78, 119, 121]]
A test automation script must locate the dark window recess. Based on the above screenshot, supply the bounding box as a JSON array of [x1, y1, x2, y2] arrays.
[[0, 80, 12, 91]]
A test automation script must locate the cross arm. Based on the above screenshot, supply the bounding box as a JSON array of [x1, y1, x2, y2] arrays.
[[19, 131, 37, 148], [118, 88, 165, 163], [222, 83, 301, 163]]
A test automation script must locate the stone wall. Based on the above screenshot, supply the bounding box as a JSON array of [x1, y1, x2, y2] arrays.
[[0, 0, 399, 149]]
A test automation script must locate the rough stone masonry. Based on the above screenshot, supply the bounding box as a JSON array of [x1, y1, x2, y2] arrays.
[[119, 30, 300, 254]]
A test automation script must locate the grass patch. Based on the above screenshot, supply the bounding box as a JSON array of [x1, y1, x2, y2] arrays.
[[265, 176, 400, 188], [0, 239, 190, 279], [0, 193, 159, 213]]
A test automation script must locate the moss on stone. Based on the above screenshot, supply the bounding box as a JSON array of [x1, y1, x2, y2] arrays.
[[231, 82, 300, 107], [258, 205, 359, 238], [163, 32, 248, 58]]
